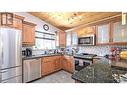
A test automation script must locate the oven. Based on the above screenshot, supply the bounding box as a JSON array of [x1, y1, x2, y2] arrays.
[[74, 58, 93, 71]]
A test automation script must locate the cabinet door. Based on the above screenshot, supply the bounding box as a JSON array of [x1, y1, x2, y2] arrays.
[[61, 56, 74, 73], [113, 21, 127, 42], [66, 32, 72, 47], [61, 57, 67, 70], [72, 32, 78, 46], [22, 22, 36, 45], [68, 58, 74, 73], [65, 56, 74, 73], [54, 56, 61, 70], [41, 59, 54, 76], [59, 31, 66, 47], [13, 18, 23, 30], [77, 26, 95, 37], [97, 24, 110, 44]]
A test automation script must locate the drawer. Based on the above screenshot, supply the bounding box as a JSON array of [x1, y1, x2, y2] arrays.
[[2, 75, 22, 83], [42, 57, 56, 62], [1, 66, 22, 81]]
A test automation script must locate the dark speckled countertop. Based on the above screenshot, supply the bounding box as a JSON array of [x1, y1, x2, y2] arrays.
[[72, 63, 117, 83], [72, 57, 127, 83], [22, 53, 73, 60], [93, 56, 127, 70], [22, 54, 63, 60]]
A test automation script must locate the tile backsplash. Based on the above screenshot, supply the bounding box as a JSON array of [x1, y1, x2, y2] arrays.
[[78, 45, 127, 56], [22, 45, 127, 56]]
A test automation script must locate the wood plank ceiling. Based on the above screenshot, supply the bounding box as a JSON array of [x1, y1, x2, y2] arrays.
[[29, 12, 121, 30]]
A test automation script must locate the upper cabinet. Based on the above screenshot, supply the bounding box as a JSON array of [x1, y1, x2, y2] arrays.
[[112, 21, 127, 43], [72, 31, 78, 46], [12, 15, 24, 30], [77, 26, 96, 37], [66, 31, 78, 47], [66, 32, 72, 47], [0, 13, 24, 30], [22, 21, 36, 46], [59, 31, 66, 47], [96, 23, 110, 44]]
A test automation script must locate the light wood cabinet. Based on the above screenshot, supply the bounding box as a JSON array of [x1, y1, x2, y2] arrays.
[[41, 60, 54, 76], [66, 31, 78, 47], [22, 21, 36, 45], [41, 56, 61, 76], [72, 31, 78, 46], [66, 32, 72, 46], [59, 31, 66, 47], [77, 26, 96, 37], [0, 13, 24, 30], [54, 56, 62, 70], [41, 55, 74, 76], [61, 55, 74, 73], [112, 21, 127, 43], [96, 23, 111, 44], [11, 15, 24, 30]]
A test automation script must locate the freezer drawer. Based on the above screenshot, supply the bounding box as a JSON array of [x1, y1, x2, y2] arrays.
[[2, 75, 22, 83], [23, 58, 41, 83], [1, 66, 22, 81]]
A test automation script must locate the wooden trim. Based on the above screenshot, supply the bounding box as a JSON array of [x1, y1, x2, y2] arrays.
[[42, 69, 62, 77], [96, 43, 113, 45], [0, 12, 25, 20], [36, 31, 55, 35], [23, 21, 36, 26], [96, 42, 127, 46], [95, 25, 98, 45], [110, 22, 113, 42], [13, 14, 24, 20], [66, 14, 122, 32], [110, 42, 127, 45]]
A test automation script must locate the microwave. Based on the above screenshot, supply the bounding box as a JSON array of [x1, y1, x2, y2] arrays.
[[78, 35, 95, 45]]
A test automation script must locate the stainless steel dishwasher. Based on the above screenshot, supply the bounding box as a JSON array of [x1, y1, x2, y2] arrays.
[[23, 58, 41, 83]]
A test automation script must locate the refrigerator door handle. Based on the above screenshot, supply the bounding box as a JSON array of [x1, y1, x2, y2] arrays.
[[0, 30, 4, 65], [1, 49, 3, 65], [0, 70, 8, 73]]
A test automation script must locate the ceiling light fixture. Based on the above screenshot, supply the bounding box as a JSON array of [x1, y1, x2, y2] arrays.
[[122, 12, 126, 25]]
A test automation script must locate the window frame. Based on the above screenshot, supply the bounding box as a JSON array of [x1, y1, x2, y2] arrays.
[[33, 31, 57, 50]]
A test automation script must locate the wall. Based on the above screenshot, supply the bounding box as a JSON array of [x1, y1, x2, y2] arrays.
[[14, 12, 61, 33], [78, 45, 127, 56]]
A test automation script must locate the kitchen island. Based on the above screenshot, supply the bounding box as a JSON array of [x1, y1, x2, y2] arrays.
[[72, 57, 127, 83]]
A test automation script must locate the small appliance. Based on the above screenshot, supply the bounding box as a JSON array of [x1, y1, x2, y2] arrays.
[[26, 48, 32, 56]]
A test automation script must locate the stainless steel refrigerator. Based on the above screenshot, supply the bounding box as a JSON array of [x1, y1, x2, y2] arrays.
[[0, 27, 22, 83]]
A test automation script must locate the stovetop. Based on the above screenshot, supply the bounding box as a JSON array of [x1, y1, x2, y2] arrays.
[[74, 53, 97, 59]]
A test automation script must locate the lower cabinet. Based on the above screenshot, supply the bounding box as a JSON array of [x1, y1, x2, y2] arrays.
[[41, 55, 74, 76], [41, 56, 61, 76], [61, 55, 74, 73]]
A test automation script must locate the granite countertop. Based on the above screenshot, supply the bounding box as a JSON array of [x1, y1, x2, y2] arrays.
[[22, 53, 62, 60], [72, 57, 127, 83], [72, 63, 118, 83], [93, 56, 127, 70]]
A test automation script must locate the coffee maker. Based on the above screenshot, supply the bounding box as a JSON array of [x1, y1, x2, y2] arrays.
[[22, 48, 32, 57]]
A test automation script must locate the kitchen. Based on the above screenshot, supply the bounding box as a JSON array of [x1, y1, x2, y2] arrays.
[[0, 12, 127, 83]]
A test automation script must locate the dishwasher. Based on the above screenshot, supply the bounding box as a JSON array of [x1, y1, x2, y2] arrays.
[[23, 58, 41, 83]]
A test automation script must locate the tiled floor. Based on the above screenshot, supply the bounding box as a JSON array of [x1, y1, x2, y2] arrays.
[[32, 70, 75, 83]]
